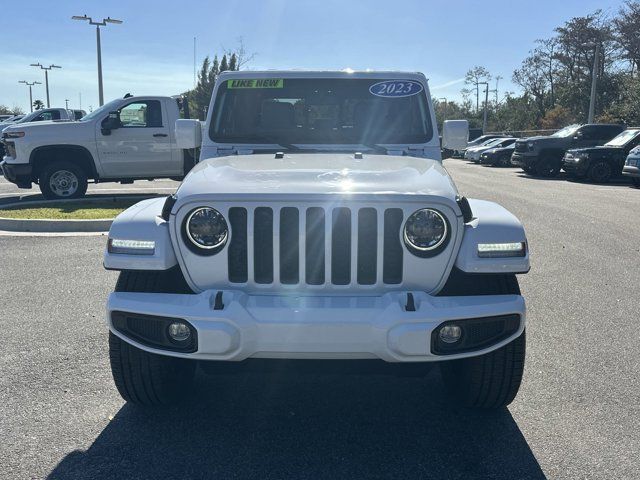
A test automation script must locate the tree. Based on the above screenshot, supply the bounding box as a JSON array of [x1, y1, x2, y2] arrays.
[[33, 100, 44, 110], [184, 46, 249, 120], [613, 1, 640, 73], [464, 66, 491, 112]]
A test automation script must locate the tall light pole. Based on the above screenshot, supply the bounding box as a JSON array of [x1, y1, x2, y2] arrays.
[[65, 99, 70, 110], [30, 63, 61, 108], [588, 43, 601, 124], [72, 14, 123, 107], [477, 82, 489, 133], [19, 80, 42, 112]]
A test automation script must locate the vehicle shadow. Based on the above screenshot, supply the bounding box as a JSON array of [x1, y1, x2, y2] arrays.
[[46, 365, 546, 480]]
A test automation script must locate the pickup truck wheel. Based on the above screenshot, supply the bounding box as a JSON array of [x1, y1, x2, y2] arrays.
[[535, 157, 561, 177], [588, 161, 612, 183], [39, 161, 88, 199], [440, 275, 525, 409], [109, 270, 196, 406], [522, 166, 534, 174], [632, 177, 640, 188]]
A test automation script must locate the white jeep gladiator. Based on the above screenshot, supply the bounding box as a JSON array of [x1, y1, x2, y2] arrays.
[[104, 71, 530, 409], [1, 96, 196, 199]]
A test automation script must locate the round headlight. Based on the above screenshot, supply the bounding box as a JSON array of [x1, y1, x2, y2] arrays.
[[185, 207, 228, 250], [404, 208, 448, 254]]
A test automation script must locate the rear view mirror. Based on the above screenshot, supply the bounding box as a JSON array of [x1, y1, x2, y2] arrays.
[[101, 111, 121, 135], [175, 119, 203, 149], [442, 120, 469, 151]]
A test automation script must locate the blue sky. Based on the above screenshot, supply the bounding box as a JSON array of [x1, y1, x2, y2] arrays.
[[0, 0, 626, 112]]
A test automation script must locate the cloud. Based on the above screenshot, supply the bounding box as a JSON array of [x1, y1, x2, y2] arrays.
[[431, 77, 466, 90]]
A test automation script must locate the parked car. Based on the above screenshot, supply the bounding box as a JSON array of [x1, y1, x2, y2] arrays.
[[512, 124, 625, 177], [451, 133, 503, 158], [1, 96, 194, 199], [562, 128, 640, 183], [466, 137, 515, 163], [622, 146, 640, 188], [0, 114, 13, 122], [480, 143, 516, 167], [103, 70, 530, 410]]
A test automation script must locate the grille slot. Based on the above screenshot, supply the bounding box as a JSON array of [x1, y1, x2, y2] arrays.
[[305, 207, 326, 285], [226, 206, 406, 286], [280, 207, 300, 284], [253, 207, 273, 284], [357, 208, 378, 285], [228, 207, 248, 283], [383, 208, 404, 284]]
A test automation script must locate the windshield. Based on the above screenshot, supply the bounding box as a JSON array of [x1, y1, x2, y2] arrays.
[[210, 78, 433, 145], [605, 129, 640, 147], [16, 110, 43, 123], [79, 100, 122, 122], [552, 124, 581, 138]]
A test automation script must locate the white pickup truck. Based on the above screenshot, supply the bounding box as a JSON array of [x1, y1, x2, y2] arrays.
[[1, 96, 195, 199]]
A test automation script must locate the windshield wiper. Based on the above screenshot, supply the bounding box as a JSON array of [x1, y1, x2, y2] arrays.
[[360, 143, 391, 154]]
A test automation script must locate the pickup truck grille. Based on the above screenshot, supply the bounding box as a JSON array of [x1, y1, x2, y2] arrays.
[[226, 206, 404, 286], [514, 141, 529, 153], [4, 141, 16, 158]]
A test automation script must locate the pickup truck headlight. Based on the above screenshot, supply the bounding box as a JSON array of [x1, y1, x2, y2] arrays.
[[3, 131, 25, 139], [184, 207, 228, 254], [403, 208, 449, 256]]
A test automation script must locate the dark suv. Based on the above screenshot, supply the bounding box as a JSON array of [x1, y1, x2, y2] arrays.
[[511, 124, 625, 177], [562, 128, 640, 183]]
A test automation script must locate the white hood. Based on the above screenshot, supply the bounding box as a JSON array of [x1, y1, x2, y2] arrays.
[[176, 153, 459, 200]]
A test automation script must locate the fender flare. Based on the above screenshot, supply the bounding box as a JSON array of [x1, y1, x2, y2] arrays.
[[29, 144, 99, 179]]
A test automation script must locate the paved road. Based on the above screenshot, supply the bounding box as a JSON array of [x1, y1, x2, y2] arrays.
[[0, 162, 638, 479]]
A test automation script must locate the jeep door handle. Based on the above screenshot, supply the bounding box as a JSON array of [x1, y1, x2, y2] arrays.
[[153, 133, 168, 137]]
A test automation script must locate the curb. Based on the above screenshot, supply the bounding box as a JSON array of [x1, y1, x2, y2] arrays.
[[0, 195, 152, 233]]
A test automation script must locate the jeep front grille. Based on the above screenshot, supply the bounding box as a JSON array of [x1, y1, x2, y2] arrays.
[[226, 206, 404, 286]]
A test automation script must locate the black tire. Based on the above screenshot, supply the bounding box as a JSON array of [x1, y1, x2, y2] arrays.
[[632, 177, 640, 188], [38, 160, 88, 199], [440, 275, 525, 409], [522, 165, 534, 174], [535, 156, 561, 177], [109, 270, 196, 406], [587, 161, 612, 183]]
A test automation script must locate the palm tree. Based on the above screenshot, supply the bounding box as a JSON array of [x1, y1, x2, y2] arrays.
[[33, 99, 45, 110]]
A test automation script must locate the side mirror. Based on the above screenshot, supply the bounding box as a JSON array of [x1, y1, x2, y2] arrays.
[[101, 111, 121, 136], [573, 132, 583, 140], [175, 119, 202, 149], [442, 120, 469, 151]]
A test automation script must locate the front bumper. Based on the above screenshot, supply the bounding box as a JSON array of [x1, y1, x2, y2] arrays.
[[622, 163, 640, 178], [510, 152, 538, 168], [562, 156, 588, 176], [107, 290, 526, 362], [0, 159, 32, 187]]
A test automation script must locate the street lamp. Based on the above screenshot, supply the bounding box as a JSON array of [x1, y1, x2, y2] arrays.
[[72, 14, 123, 107], [19, 80, 42, 112], [30, 63, 62, 108]]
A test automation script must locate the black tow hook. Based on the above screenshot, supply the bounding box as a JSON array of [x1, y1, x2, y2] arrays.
[[212, 291, 224, 310], [405, 293, 416, 312]]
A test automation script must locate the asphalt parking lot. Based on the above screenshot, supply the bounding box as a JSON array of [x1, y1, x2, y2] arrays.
[[1, 163, 639, 480]]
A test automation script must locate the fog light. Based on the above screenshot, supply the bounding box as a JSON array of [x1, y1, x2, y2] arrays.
[[168, 322, 191, 342], [439, 325, 462, 344]]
